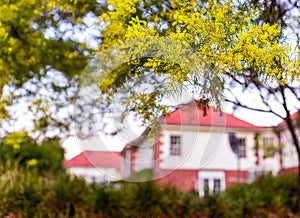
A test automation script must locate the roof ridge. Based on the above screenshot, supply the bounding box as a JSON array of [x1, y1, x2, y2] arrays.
[[161, 99, 263, 129]]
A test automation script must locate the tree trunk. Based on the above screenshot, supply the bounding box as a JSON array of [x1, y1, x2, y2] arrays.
[[296, 163, 300, 213], [279, 85, 300, 213], [285, 114, 300, 213]]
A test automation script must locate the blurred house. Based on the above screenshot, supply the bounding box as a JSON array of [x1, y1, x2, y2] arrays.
[[122, 100, 299, 196], [63, 151, 123, 183]]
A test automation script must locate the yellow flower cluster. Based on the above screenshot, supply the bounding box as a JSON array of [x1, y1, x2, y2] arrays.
[[99, 0, 140, 48], [4, 132, 29, 146], [26, 158, 38, 167], [99, 0, 299, 85], [96, 0, 300, 124]]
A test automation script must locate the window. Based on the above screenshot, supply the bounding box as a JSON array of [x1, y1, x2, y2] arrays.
[[213, 179, 221, 193], [263, 137, 275, 158], [204, 179, 209, 194], [170, 135, 181, 156], [239, 138, 246, 158], [199, 171, 225, 197], [263, 137, 273, 146]]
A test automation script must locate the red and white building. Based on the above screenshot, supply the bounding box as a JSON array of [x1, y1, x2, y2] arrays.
[[122, 100, 299, 196], [63, 151, 123, 183]]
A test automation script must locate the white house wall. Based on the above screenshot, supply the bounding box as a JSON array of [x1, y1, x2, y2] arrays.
[[69, 167, 121, 183], [255, 129, 281, 175], [280, 128, 299, 169], [134, 139, 154, 172], [123, 149, 131, 178], [159, 126, 258, 171]]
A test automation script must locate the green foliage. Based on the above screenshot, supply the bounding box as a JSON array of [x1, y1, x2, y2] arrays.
[[0, 167, 91, 217], [129, 181, 163, 217], [159, 187, 203, 218], [200, 193, 230, 218], [127, 168, 154, 182], [0, 0, 104, 91], [220, 173, 297, 217], [0, 132, 65, 173], [51, 175, 92, 217], [0, 167, 50, 217], [0, 167, 298, 217], [90, 183, 130, 217], [0, 0, 106, 138]]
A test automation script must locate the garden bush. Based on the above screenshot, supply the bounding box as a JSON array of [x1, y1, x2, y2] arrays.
[[0, 134, 298, 218], [0, 170, 298, 217], [222, 173, 297, 217]]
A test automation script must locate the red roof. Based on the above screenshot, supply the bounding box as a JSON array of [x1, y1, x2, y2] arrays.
[[63, 151, 123, 168], [160, 100, 260, 129]]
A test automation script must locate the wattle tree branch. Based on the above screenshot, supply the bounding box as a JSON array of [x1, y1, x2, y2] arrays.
[[225, 98, 285, 119]]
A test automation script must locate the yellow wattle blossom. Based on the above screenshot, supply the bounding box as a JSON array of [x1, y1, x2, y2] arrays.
[[26, 159, 38, 167], [96, 0, 300, 124], [13, 144, 20, 150], [4, 132, 29, 146]]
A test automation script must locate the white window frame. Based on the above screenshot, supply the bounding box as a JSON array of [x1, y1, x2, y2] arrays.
[[213, 179, 221, 193], [170, 135, 181, 156], [239, 138, 247, 158], [198, 171, 225, 197]]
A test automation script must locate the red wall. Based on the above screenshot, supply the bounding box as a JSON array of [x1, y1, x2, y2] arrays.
[[224, 170, 248, 187], [154, 169, 249, 192], [279, 167, 298, 174], [152, 128, 248, 192], [153, 133, 200, 192], [155, 169, 199, 192]]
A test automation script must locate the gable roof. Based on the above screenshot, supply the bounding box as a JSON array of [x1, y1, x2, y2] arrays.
[[160, 100, 260, 129], [121, 128, 149, 154], [63, 151, 123, 168], [122, 100, 262, 152]]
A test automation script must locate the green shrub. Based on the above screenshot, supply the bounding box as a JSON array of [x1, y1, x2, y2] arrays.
[[0, 132, 65, 174], [224, 173, 297, 217], [51, 174, 91, 216], [163, 188, 204, 217], [0, 167, 50, 217], [127, 168, 153, 182], [89, 182, 130, 218]]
